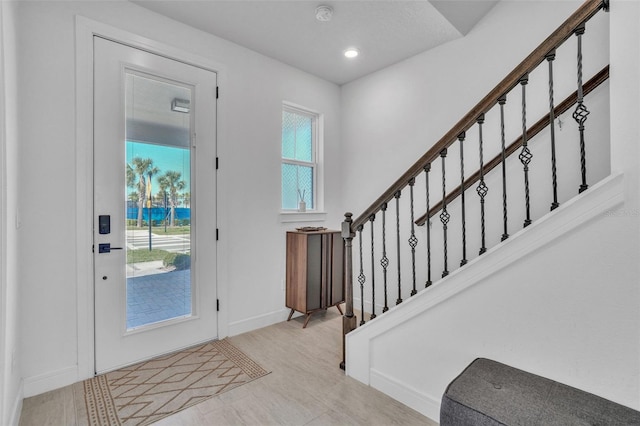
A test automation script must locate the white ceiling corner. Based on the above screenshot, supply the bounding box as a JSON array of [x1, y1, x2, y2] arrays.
[[430, 1, 498, 36], [131, 0, 499, 85]]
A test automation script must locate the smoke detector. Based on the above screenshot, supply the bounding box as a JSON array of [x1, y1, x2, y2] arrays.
[[315, 5, 333, 22]]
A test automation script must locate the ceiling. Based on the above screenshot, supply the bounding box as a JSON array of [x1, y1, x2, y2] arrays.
[[132, 0, 498, 85]]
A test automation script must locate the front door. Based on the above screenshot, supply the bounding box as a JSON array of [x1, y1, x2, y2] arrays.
[[93, 37, 218, 373]]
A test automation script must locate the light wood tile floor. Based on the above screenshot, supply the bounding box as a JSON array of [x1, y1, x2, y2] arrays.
[[20, 307, 436, 425]]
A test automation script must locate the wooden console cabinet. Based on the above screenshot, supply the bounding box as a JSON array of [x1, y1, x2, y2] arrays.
[[286, 229, 344, 328]]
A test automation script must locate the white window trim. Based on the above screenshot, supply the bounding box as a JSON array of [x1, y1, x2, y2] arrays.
[[280, 101, 325, 219], [279, 211, 328, 223]]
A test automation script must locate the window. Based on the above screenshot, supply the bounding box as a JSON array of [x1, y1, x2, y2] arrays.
[[281, 104, 320, 211]]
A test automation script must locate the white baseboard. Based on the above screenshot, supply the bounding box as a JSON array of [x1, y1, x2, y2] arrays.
[[23, 309, 293, 396], [8, 381, 23, 426], [370, 368, 440, 422], [22, 365, 77, 398], [228, 308, 294, 336]]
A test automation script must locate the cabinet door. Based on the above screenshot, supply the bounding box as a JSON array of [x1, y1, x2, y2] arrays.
[[306, 234, 323, 310], [328, 232, 345, 306], [286, 232, 307, 313]]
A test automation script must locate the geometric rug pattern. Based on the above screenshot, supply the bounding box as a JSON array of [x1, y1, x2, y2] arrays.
[[77, 339, 270, 426]]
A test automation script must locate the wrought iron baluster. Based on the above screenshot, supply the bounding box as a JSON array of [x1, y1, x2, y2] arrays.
[[476, 114, 488, 255], [424, 164, 433, 288], [518, 74, 533, 228], [573, 24, 589, 193], [408, 178, 418, 296], [357, 225, 366, 326], [440, 149, 450, 278], [369, 215, 377, 320], [395, 191, 403, 305], [499, 95, 509, 241], [380, 203, 389, 313], [458, 132, 468, 266], [547, 51, 560, 210]]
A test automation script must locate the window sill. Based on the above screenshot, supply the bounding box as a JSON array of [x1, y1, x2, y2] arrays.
[[279, 211, 327, 223]]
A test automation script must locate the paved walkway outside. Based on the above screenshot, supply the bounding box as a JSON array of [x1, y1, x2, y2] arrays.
[[126, 270, 191, 329], [125, 230, 192, 329], [127, 229, 191, 254], [127, 260, 170, 278]]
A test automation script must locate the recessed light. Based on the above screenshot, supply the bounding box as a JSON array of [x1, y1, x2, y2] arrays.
[[344, 48, 359, 59]]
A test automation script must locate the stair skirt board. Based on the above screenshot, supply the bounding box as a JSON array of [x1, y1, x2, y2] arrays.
[[345, 172, 624, 417]]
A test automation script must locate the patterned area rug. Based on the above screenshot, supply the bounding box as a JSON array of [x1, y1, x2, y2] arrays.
[[75, 339, 270, 426]]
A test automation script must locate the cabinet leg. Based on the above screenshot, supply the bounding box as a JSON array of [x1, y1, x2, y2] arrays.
[[336, 304, 344, 315], [302, 313, 312, 328], [287, 309, 295, 321]]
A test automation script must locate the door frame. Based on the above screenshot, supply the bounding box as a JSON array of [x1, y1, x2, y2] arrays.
[[75, 16, 229, 380]]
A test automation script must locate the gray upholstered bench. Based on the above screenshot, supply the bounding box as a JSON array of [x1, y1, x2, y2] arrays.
[[441, 358, 640, 425]]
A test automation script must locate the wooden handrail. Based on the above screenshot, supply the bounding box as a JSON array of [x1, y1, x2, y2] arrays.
[[415, 65, 610, 226], [351, 0, 606, 232]]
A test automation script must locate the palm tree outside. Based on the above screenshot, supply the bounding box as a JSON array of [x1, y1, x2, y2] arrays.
[[181, 192, 190, 208], [131, 157, 159, 228], [158, 170, 186, 227]]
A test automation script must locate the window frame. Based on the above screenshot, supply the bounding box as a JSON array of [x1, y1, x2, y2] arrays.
[[281, 102, 323, 214]]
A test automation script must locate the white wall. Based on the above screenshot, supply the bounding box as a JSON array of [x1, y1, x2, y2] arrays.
[[341, 0, 608, 216], [341, 0, 609, 316], [340, 0, 611, 312], [343, 1, 640, 422], [10, 0, 638, 419], [14, 1, 342, 396], [0, 1, 22, 424]]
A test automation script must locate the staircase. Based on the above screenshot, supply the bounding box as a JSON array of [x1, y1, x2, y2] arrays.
[[339, 0, 639, 421]]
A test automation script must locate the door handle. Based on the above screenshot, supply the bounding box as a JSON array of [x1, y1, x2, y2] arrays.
[[98, 243, 123, 253]]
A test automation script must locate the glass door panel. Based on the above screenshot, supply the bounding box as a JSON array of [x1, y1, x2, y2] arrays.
[[125, 72, 193, 330]]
